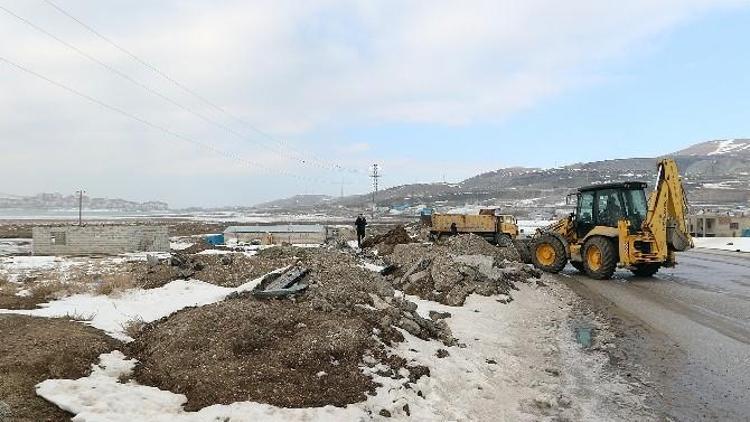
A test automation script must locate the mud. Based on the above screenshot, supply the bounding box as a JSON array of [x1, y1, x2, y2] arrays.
[[0, 315, 120, 421]]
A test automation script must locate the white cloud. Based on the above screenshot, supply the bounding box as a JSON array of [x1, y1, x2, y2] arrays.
[[0, 0, 746, 206]]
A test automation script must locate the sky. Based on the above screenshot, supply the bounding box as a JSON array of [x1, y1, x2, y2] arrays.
[[1, 0, 749, 208]]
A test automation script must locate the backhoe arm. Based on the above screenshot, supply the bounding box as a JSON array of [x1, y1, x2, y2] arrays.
[[644, 159, 692, 253]]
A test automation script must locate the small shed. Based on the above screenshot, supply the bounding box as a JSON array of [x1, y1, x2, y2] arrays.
[[223, 225, 329, 245]]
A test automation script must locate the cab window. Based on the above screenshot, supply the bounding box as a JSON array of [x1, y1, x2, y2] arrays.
[[578, 192, 594, 224], [596, 189, 623, 227]]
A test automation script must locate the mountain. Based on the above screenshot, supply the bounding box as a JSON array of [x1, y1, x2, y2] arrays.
[[674, 139, 750, 157], [0, 193, 169, 211], [254, 139, 750, 217], [252, 195, 334, 210]]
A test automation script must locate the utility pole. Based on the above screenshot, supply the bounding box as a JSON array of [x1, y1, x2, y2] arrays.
[[76, 189, 85, 226], [370, 163, 381, 214]]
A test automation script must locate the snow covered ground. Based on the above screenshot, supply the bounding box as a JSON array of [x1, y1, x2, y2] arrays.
[[31, 280, 651, 421], [0, 267, 288, 341], [2, 240, 654, 420], [693, 237, 750, 252]]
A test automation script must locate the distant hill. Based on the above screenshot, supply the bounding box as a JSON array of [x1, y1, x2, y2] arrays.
[[254, 139, 750, 216], [0, 193, 169, 211], [674, 139, 750, 157], [252, 194, 334, 210]]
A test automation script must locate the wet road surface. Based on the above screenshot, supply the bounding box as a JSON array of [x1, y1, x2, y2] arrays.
[[563, 249, 750, 420]]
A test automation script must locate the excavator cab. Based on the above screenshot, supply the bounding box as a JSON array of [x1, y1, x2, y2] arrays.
[[574, 182, 648, 237]]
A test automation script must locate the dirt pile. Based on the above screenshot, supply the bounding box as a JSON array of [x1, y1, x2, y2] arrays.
[[361, 225, 412, 254], [0, 315, 119, 421], [443, 233, 521, 261], [127, 246, 449, 410], [384, 235, 540, 306]]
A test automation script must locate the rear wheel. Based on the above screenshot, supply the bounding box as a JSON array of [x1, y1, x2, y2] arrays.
[[495, 233, 513, 247], [531, 234, 567, 273], [571, 261, 585, 273], [631, 263, 660, 277], [513, 240, 533, 264], [582, 236, 618, 280]]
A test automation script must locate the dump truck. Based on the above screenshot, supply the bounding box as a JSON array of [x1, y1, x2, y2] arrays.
[[526, 158, 692, 279], [429, 210, 518, 246]]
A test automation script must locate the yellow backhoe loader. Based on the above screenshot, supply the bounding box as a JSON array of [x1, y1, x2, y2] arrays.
[[528, 158, 692, 279]]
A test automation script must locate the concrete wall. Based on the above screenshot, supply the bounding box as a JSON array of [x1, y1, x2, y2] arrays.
[[32, 225, 169, 255]]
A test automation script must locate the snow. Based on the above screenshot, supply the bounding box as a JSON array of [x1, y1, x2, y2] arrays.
[[169, 241, 194, 251], [516, 219, 553, 235], [693, 237, 750, 252], [36, 282, 649, 421], [195, 249, 234, 255], [0, 267, 289, 341], [707, 139, 750, 156], [0, 255, 84, 282], [359, 262, 385, 273]]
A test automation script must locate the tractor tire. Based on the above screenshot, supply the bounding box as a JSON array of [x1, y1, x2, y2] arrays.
[[531, 234, 568, 273], [495, 233, 513, 247], [571, 261, 585, 273], [631, 263, 660, 277], [582, 236, 618, 280]]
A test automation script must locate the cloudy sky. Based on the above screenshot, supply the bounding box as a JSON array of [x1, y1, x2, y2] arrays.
[[1, 0, 749, 207]]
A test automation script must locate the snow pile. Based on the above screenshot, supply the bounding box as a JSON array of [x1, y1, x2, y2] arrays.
[[693, 237, 750, 252], [0, 268, 287, 341]]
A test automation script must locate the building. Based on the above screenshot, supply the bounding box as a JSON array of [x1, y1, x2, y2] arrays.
[[32, 225, 169, 255], [223, 225, 330, 245], [688, 213, 750, 237]]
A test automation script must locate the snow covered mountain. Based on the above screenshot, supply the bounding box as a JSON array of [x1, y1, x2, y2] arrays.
[[675, 139, 750, 158], [253, 139, 750, 215]]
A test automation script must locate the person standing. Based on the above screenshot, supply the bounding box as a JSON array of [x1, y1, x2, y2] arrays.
[[355, 213, 367, 248]]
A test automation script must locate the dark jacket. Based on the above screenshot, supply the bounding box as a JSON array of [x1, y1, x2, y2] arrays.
[[355, 216, 367, 233]]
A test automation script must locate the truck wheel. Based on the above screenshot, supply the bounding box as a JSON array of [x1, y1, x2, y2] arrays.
[[571, 261, 585, 273], [513, 240, 533, 264], [531, 234, 567, 273], [495, 233, 513, 247], [582, 237, 618, 280], [631, 263, 660, 277]]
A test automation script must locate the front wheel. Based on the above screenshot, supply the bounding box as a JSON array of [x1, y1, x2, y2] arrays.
[[582, 236, 618, 280], [495, 233, 513, 247], [631, 263, 660, 277], [531, 234, 567, 273]]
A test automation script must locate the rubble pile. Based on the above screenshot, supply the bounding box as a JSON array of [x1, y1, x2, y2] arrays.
[[193, 253, 297, 287], [383, 234, 540, 306], [361, 225, 413, 255], [126, 246, 450, 410]]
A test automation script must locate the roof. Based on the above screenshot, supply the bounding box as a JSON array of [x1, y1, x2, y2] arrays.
[[224, 225, 325, 234], [578, 181, 647, 193]]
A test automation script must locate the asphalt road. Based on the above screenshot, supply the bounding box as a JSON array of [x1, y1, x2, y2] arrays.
[[563, 249, 750, 421]]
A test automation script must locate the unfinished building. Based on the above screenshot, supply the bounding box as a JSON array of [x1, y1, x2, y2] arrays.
[[224, 225, 329, 245], [688, 213, 750, 237], [32, 225, 169, 255]]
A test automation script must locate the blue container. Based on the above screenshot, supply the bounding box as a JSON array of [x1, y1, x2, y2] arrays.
[[742, 229, 750, 237], [205, 234, 225, 245]]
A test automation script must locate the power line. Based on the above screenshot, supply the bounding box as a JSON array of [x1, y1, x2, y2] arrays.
[[41, 0, 362, 175], [0, 4, 335, 172], [0, 55, 338, 185]]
